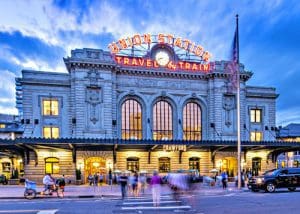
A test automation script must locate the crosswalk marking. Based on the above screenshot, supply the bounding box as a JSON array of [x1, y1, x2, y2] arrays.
[[37, 210, 58, 214], [122, 200, 181, 205], [122, 205, 191, 210]]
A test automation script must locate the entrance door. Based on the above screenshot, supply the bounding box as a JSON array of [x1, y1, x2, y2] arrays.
[[85, 157, 106, 183], [252, 157, 261, 176]]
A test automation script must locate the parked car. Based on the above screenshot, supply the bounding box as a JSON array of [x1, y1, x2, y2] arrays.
[[0, 174, 8, 185], [248, 168, 300, 193]]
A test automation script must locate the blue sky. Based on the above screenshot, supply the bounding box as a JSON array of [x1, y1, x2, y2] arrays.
[[0, 0, 299, 126]]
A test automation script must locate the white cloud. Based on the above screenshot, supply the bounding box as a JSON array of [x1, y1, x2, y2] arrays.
[[0, 70, 18, 114]]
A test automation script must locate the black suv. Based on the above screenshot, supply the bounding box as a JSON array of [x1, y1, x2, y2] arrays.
[[248, 168, 300, 193]]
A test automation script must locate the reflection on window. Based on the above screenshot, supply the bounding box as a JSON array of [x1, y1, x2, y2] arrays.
[[121, 99, 142, 140], [250, 109, 262, 123], [43, 99, 59, 116], [250, 131, 262, 141], [127, 157, 139, 172], [2, 162, 11, 172], [183, 102, 201, 140], [159, 157, 170, 172], [45, 157, 59, 174], [189, 157, 200, 171], [43, 127, 59, 139], [0, 124, 5, 128], [153, 101, 173, 140]]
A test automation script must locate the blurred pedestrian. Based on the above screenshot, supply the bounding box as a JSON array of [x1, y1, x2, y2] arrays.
[[119, 173, 128, 199], [88, 173, 93, 186], [150, 171, 161, 207], [221, 170, 228, 189]]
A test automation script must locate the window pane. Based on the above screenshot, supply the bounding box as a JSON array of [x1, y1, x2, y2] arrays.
[[159, 157, 170, 172], [121, 99, 142, 140], [256, 110, 261, 123], [52, 127, 60, 139], [43, 127, 51, 138], [43, 100, 51, 115], [51, 100, 59, 116], [52, 163, 60, 174], [153, 101, 173, 140], [183, 102, 202, 140]]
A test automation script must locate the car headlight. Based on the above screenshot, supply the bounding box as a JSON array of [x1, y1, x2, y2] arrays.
[[256, 178, 264, 184]]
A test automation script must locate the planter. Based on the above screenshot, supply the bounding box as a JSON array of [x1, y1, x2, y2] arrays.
[[8, 179, 20, 185]]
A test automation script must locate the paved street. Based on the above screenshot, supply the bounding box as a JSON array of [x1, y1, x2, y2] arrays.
[[2, 184, 300, 213]]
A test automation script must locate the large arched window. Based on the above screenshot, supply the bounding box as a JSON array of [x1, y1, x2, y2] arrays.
[[127, 157, 139, 172], [45, 157, 59, 174], [183, 102, 202, 140], [121, 99, 142, 140], [153, 100, 173, 140]]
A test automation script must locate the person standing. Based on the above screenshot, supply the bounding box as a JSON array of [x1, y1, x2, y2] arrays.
[[221, 170, 228, 190], [150, 171, 161, 207], [119, 173, 128, 199]]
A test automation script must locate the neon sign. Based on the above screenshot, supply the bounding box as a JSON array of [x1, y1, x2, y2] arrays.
[[115, 56, 210, 72], [109, 33, 211, 62]]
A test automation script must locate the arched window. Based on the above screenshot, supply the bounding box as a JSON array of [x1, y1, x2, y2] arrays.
[[45, 157, 59, 174], [121, 99, 142, 140], [153, 101, 173, 140], [159, 157, 170, 172], [183, 102, 202, 140], [189, 157, 200, 171], [127, 157, 139, 172]]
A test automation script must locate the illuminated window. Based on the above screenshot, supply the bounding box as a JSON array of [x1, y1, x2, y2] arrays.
[[45, 157, 59, 174], [189, 157, 200, 171], [250, 109, 262, 123], [127, 157, 139, 172], [250, 131, 263, 141], [0, 124, 5, 128], [2, 162, 11, 172], [159, 157, 170, 172], [183, 102, 202, 140], [153, 100, 173, 140], [43, 99, 59, 116], [121, 99, 142, 140], [43, 127, 59, 138]]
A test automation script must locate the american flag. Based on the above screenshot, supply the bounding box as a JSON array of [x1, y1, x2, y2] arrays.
[[226, 25, 239, 93]]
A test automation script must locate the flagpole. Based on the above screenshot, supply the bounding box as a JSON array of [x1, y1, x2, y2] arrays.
[[236, 14, 241, 189]]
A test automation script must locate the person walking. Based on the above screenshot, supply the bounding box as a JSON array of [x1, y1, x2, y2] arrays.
[[150, 171, 161, 207], [119, 173, 128, 200], [221, 170, 228, 190]]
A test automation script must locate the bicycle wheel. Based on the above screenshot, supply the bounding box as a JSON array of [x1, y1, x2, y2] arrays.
[[24, 189, 36, 200]]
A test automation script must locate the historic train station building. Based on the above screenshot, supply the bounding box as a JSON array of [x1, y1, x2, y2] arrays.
[[1, 34, 299, 184]]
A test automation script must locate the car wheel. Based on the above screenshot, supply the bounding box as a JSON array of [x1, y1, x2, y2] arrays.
[[288, 187, 296, 191], [266, 183, 276, 193]]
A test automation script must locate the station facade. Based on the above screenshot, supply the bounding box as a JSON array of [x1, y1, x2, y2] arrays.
[[0, 34, 282, 183]]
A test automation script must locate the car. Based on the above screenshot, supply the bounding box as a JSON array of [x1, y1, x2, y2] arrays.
[[0, 174, 8, 185], [248, 168, 300, 193]]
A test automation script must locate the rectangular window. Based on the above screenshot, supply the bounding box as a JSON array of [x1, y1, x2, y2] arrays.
[[250, 131, 263, 141], [0, 124, 5, 128], [250, 109, 262, 123], [42, 99, 59, 116], [43, 127, 59, 138]]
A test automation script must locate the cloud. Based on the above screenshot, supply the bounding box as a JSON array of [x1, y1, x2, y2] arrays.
[[277, 107, 300, 126], [0, 70, 18, 115]]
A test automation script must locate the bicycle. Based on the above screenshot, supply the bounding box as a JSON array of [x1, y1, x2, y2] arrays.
[[24, 180, 64, 199]]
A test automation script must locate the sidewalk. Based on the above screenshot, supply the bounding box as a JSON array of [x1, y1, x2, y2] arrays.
[[0, 182, 249, 200]]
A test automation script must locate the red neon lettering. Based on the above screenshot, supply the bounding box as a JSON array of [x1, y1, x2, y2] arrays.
[[192, 63, 198, 70], [185, 62, 191, 70], [124, 57, 130, 65], [143, 34, 151, 44], [118, 39, 127, 49], [167, 34, 174, 45], [115, 56, 122, 64], [174, 38, 182, 48], [178, 61, 184, 69], [183, 39, 191, 50], [133, 34, 142, 45], [132, 58, 138, 66], [158, 33, 164, 43], [203, 64, 210, 71], [167, 61, 176, 70], [153, 60, 159, 68], [138, 58, 145, 66], [146, 59, 152, 67], [108, 43, 119, 54]]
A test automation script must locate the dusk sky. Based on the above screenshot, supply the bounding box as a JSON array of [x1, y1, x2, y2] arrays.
[[0, 0, 299, 126]]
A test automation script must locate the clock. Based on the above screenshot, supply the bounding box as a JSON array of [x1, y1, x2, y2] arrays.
[[155, 50, 170, 66]]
